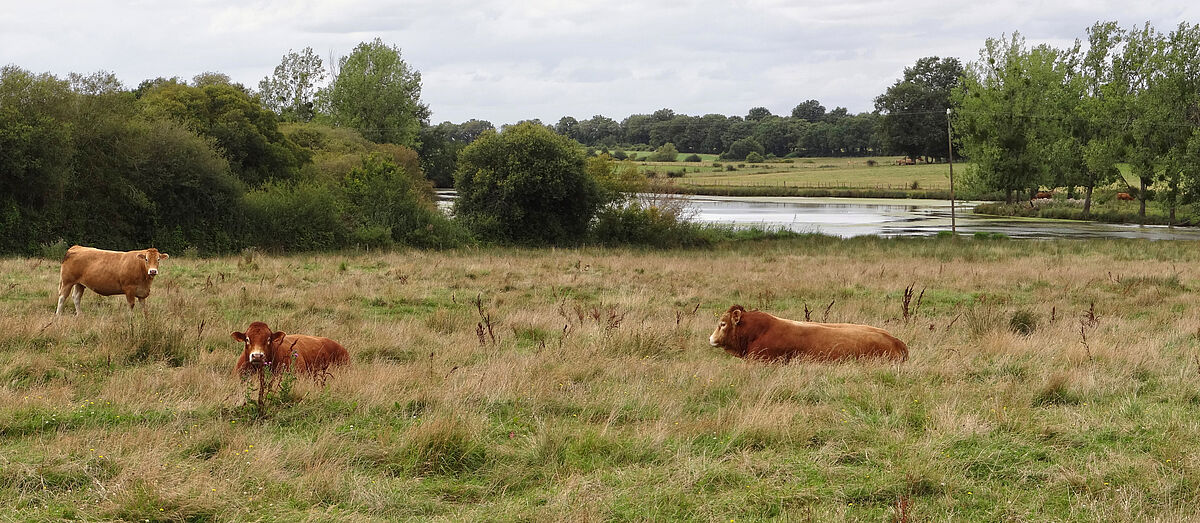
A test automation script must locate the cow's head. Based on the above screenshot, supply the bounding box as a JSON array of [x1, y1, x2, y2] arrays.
[[232, 322, 286, 367], [136, 248, 169, 277], [709, 305, 745, 347]]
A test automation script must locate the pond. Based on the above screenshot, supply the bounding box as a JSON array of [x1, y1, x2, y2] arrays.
[[436, 191, 1200, 241], [685, 195, 1200, 240]]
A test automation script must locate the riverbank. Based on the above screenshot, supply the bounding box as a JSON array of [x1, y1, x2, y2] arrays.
[[663, 183, 955, 200], [680, 195, 1200, 240], [973, 200, 1200, 228]]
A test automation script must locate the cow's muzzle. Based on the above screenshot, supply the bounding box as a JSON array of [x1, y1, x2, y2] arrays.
[[147, 268, 158, 276], [249, 351, 266, 363]]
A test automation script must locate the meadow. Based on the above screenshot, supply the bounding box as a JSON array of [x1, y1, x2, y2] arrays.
[[632, 156, 952, 192], [3, 237, 1200, 520]]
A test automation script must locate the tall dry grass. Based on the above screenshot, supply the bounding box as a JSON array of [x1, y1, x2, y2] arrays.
[[2, 237, 1200, 520]]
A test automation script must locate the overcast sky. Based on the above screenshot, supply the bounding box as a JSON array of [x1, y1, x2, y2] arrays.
[[3, 1, 1197, 126]]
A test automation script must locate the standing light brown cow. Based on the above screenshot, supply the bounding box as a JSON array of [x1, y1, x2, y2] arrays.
[[709, 305, 908, 362], [233, 321, 350, 378], [56, 245, 169, 316]]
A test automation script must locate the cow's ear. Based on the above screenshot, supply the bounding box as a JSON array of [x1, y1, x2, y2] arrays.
[[232, 332, 247, 342], [271, 331, 286, 344], [731, 309, 742, 325], [159, 253, 169, 260], [137, 253, 148, 262]]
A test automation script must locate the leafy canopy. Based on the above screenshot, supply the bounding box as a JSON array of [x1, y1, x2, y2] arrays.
[[321, 38, 429, 147], [453, 123, 610, 245]]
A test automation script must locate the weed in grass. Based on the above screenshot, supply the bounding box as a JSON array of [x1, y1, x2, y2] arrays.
[[1009, 309, 1038, 336]]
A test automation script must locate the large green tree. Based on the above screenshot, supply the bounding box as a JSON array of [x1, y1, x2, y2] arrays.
[[1059, 22, 1125, 216], [791, 100, 826, 122], [453, 123, 608, 245], [875, 56, 963, 161], [321, 38, 429, 147], [0, 66, 74, 252], [138, 79, 307, 187], [954, 36, 1068, 202], [1114, 22, 1200, 222], [258, 47, 326, 122]]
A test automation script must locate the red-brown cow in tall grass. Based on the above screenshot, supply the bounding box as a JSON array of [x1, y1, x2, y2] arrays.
[[1117, 192, 1135, 201], [56, 245, 169, 316], [708, 305, 908, 362], [233, 321, 350, 378]]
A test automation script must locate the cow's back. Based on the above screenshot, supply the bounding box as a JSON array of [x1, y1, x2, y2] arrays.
[[749, 314, 908, 362], [61, 246, 134, 296], [282, 335, 349, 375]]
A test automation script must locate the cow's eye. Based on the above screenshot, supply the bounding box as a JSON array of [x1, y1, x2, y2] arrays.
[[719, 322, 726, 327]]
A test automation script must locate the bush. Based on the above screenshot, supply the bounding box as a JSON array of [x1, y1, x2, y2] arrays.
[[683, 154, 702, 162], [972, 231, 1009, 241], [343, 153, 466, 248], [648, 143, 679, 162], [243, 180, 351, 251], [454, 123, 609, 245], [726, 137, 765, 160], [746, 152, 765, 163], [866, 159, 878, 167], [590, 202, 708, 248], [39, 239, 69, 261]]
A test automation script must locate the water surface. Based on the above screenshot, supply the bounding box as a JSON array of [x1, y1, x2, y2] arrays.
[[436, 190, 1200, 241], [686, 195, 1200, 240]]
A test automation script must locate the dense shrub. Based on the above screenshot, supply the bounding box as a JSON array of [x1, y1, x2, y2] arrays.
[[648, 143, 679, 162], [725, 137, 765, 160], [746, 152, 765, 163], [590, 202, 709, 248], [342, 153, 465, 248], [243, 180, 350, 251], [683, 154, 702, 162], [454, 123, 610, 245]]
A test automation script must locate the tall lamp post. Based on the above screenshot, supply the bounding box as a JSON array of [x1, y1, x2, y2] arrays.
[[947, 108, 956, 234]]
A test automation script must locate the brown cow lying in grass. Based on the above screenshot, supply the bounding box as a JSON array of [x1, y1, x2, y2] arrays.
[[233, 321, 350, 378], [709, 305, 908, 362], [56, 245, 169, 316]]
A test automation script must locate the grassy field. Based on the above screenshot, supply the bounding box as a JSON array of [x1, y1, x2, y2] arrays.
[[4, 238, 1200, 520], [628, 156, 955, 196]]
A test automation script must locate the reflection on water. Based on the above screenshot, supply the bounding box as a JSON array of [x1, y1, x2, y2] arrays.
[[436, 191, 1200, 241], [684, 195, 1200, 240]]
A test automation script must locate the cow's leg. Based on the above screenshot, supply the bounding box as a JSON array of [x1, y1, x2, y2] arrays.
[[55, 281, 71, 315], [71, 284, 84, 315], [124, 292, 137, 315], [138, 297, 148, 318]]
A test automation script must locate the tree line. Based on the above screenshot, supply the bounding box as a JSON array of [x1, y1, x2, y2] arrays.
[[0, 39, 732, 254], [546, 105, 884, 159], [8, 21, 1192, 254], [0, 39, 457, 255], [952, 22, 1200, 218]]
